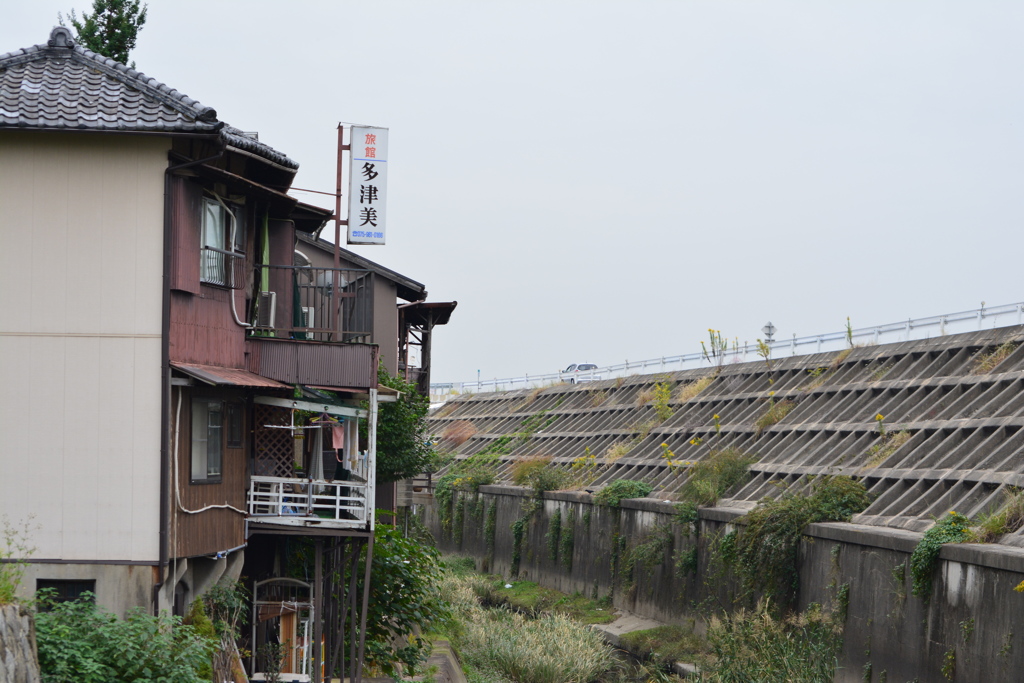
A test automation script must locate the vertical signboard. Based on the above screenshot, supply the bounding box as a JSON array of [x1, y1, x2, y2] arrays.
[[347, 126, 388, 245]]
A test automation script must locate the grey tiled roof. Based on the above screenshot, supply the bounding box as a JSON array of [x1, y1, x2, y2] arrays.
[[0, 27, 298, 170]]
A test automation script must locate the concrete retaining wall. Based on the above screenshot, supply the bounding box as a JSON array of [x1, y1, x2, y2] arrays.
[[423, 485, 1024, 683]]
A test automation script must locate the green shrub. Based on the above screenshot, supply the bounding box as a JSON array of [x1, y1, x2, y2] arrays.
[[679, 448, 756, 506], [35, 593, 215, 683], [736, 476, 870, 609], [910, 511, 971, 600], [374, 364, 435, 483], [594, 480, 653, 507], [349, 524, 451, 677], [512, 457, 568, 495]]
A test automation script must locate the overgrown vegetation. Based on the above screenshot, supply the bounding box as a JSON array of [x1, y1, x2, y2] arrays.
[[695, 603, 843, 682], [621, 525, 674, 594], [677, 448, 757, 507], [967, 488, 1024, 542], [621, 624, 703, 669], [910, 511, 970, 601], [972, 341, 1018, 374], [595, 480, 654, 507], [512, 456, 568, 494], [344, 522, 450, 677], [736, 476, 871, 609], [35, 593, 215, 683], [437, 567, 614, 683]]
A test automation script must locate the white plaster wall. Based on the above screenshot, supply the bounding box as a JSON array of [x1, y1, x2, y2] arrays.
[[0, 131, 170, 563]]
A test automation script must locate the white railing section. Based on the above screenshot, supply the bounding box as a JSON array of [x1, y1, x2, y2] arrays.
[[431, 302, 1024, 399], [247, 475, 369, 527]]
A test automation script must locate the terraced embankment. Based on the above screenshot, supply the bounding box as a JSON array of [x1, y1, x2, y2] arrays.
[[420, 326, 1024, 682]]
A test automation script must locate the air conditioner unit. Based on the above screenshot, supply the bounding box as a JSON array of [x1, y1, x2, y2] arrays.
[[257, 291, 277, 328], [300, 306, 315, 329]]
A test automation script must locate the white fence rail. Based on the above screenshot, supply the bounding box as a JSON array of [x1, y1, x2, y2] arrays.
[[247, 475, 369, 527], [431, 302, 1024, 400]]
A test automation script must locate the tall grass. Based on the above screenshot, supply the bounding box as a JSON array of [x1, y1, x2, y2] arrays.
[[695, 604, 841, 683], [438, 571, 614, 683]]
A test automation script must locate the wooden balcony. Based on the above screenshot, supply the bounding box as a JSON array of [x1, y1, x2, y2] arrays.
[[246, 476, 372, 531]]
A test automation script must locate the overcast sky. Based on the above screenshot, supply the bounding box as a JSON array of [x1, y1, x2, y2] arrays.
[[4, 2, 1023, 382]]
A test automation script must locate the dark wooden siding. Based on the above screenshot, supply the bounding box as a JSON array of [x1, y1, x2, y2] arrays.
[[246, 338, 378, 389], [173, 389, 248, 558], [170, 176, 201, 294], [169, 288, 248, 368]]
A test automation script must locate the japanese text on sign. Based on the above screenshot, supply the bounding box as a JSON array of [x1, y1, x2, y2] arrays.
[[347, 126, 388, 245]]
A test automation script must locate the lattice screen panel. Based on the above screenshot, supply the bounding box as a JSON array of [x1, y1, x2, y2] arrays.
[[255, 404, 295, 477]]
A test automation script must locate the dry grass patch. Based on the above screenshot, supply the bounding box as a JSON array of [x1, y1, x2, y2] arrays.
[[972, 341, 1019, 375], [754, 399, 796, 436], [588, 389, 607, 407], [520, 385, 546, 409], [864, 430, 911, 468], [635, 386, 655, 406], [677, 375, 714, 402], [439, 420, 477, 450], [605, 441, 633, 462], [967, 488, 1024, 542], [830, 347, 853, 370]]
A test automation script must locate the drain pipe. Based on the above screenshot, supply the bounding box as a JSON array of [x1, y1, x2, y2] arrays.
[[155, 144, 226, 615]]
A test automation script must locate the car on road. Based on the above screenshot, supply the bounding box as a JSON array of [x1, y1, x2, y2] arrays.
[[561, 363, 602, 384]]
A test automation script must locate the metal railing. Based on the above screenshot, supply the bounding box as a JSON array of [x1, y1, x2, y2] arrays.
[[250, 264, 373, 343], [201, 246, 246, 289], [431, 302, 1024, 399], [247, 475, 369, 528]]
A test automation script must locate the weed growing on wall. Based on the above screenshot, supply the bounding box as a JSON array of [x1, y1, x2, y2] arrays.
[[484, 502, 497, 570], [546, 508, 562, 563], [966, 487, 1024, 542], [678, 448, 757, 507], [594, 480, 653, 507], [677, 374, 715, 402], [865, 430, 911, 467], [453, 498, 466, 545], [755, 398, 796, 436], [910, 511, 970, 601], [621, 525, 674, 595], [434, 453, 500, 536], [972, 341, 1018, 374], [702, 329, 729, 367], [736, 476, 871, 610], [559, 509, 575, 570], [652, 381, 674, 422]]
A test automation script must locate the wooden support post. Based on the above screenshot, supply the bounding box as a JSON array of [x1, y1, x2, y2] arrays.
[[313, 538, 323, 683], [354, 533, 375, 683]]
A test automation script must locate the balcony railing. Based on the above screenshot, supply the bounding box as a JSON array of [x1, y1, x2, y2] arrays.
[[247, 475, 370, 529], [201, 246, 246, 289], [251, 265, 373, 343]]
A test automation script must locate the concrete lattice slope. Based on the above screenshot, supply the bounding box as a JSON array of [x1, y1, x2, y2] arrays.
[[429, 326, 1024, 541]]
